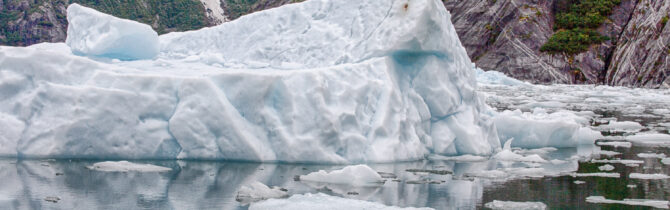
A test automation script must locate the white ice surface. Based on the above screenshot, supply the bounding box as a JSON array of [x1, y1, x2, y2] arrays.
[[428, 154, 488, 162], [484, 200, 547, 210], [249, 193, 433, 210], [493, 109, 601, 148], [86, 161, 171, 172], [637, 153, 667, 159], [627, 134, 670, 146], [571, 173, 620, 178], [299, 165, 383, 186], [65, 4, 159, 60], [629, 173, 670, 179], [586, 196, 670, 209], [663, 158, 670, 165], [596, 141, 632, 148], [598, 164, 615, 171], [591, 159, 644, 165], [596, 121, 643, 132], [0, 0, 503, 162]]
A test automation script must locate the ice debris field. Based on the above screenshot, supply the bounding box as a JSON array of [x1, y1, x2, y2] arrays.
[[2, 0, 670, 208]]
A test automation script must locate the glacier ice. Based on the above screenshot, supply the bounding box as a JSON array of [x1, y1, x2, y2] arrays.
[[0, 0, 501, 162], [65, 4, 159, 60]]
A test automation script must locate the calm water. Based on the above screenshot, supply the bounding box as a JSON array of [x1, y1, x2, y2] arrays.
[[1, 142, 669, 210]]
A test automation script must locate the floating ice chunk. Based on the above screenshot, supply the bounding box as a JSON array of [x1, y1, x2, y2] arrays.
[[493, 140, 547, 163], [659, 123, 670, 128], [236, 182, 288, 204], [598, 164, 615, 171], [627, 134, 670, 146], [65, 4, 159, 60], [596, 141, 632, 148], [484, 200, 547, 210], [493, 151, 547, 163], [299, 165, 383, 186], [591, 159, 644, 165], [463, 170, 509, 179], [595, 150, 621, 156], [637, 153, 667, 159], [574, 180, 586, 184], [428, 154, 488, 162], [249, 193, 433, 210], [596, 121, 643, 132], [475, 68, 530, 86], [86, 161, 171, 172], [627, 184, 637, 188], [517, 147, 558, 155], [663, 158, 670, 165], [629, 173, 670, 179], [494, 109, 601, 148], [585, 196, 669, 209], [571, 173, 620, 178]]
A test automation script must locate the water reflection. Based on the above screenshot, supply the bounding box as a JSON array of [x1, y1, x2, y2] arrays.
[[1, 143, 669, 210]]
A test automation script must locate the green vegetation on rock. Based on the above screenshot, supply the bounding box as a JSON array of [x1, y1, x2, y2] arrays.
[[541, 0, 621, 55]]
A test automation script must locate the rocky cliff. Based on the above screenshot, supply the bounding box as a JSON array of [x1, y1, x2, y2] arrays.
[[444, 0, 668, 88], [1, 0, 667, 87]]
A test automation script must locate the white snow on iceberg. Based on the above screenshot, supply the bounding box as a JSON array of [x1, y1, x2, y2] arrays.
[[66, 4, 159, 60], [0, 0, 504, 162]]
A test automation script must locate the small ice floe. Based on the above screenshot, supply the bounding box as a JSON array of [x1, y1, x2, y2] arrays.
[[484, 200, 547, 210], [595, 150, 621, 157], [585, 196, 669, 209], [249, 193, 433, 210], [629, 173, 670, 179], [627, 184, 637, 188], [428, 154, 488, 162], [44, 196, 60, 203], [517, 147, 558, 155], [596, 121, 643, 132], [236, 182, 288, 205], [596, 141, 632, 148], [405, 169, 453, 175], [574, 180, 586, 184], [591, 159, 644, 165], [662, 158, 670, 165], [598, 164, 615, 171], [86, 161, 171, 172], [493, 139, 547, 163], [627, 133, 670, 146], [299, 165, 384, 186], [463, 170, 509, 179], [637, 153, 667, 159], [570, 173, 620, 178], [405, 179, 445, 184]]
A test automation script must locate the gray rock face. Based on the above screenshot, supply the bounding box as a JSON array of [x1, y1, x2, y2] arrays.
[[444, 0, 667, 88], [606, 0, 670, 88]]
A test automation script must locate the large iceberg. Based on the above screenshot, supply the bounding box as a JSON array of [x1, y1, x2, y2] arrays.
[[0, 0, 501, 162]]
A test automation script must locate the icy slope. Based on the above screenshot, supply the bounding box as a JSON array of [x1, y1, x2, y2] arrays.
[[65, 4, 159, 60], [0, 0, 500, 162]]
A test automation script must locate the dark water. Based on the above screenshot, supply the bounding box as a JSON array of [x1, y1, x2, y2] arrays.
[[1, 143, 669, 210]]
